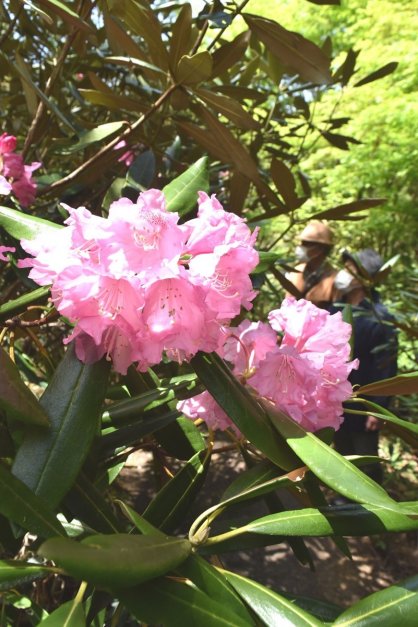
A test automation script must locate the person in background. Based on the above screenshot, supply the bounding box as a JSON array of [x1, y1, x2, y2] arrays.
[[332, 248, 398, 484], [286, 220, 336, 309]]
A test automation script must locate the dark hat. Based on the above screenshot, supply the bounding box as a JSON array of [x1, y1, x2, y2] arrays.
[[341, 248, 384, 279]]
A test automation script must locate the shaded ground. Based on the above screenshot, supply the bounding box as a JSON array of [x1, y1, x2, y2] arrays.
[[116, 441, 418, 610]]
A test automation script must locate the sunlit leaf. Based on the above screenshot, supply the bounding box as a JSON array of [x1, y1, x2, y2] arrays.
[[0, 205, 61, 240], [356, 372, 418, 396], [163, 156, 209, 215]]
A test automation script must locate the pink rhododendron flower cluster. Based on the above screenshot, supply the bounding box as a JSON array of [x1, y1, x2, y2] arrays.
[[0, 133, 40, 206], [178, 298, 358, 433], [19, 190, 259, 374]]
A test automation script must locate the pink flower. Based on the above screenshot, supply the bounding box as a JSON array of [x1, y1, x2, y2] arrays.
[[0, 132, 40, 206], [0, 245, 15, 261], [178, 391, 239, 434], [221, 319, 277, 375], [184, 192, 258, 256], [12, 162, 41, 207], [114, 140, 135, 167], [20, 190, 259, 374], [188, 244, 259, 320], [179, 298, 357, 433]]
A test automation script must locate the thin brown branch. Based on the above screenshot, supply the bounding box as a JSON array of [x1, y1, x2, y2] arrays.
[[37, 82, 179, 197]]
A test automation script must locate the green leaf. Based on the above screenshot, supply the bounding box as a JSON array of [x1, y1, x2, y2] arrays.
[[180, 555, 255, 624], [34, 0, 94, 33], [39, 534, 191, 588], [78, 89, 145, 113], [67, 122, 126, 153], [163, 157, 209, 215], [0, 463, 65, 538], [100, 410, 179, 456], [0, 348, 49, 427], [176, 51, 213, 84], [243, 502, 418, 537], [267, 404, 401, 511], [64, 472, 123, 534], [0, 206, 61, 240], [0, 560, 53, 591], [118, 577, 252, 626], [12, 345, 110, 509], [312, 198, 385, 220], [333, 574, 418, 626], [169, 3, 194, 71], [211, 31, 250, 78], [143, 448, 211, 532], [356, 372, 418, 396], [154, 415, 206, 460], [222, 569, 322, 626], [191, 352, 299, 471], [12, 55, 77, 133], [348, 400, 418, 436], [38, 598, 85, 626], [270, 158, 301, 209], [105, 55, 165, 74], [354, 61, 398, 87], [0, 286, 50, 320], [244, 14, 331, 84], [195, 89, 259, 130]]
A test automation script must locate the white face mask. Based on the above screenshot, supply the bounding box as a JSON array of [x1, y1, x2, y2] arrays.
[[295, 245, 310, 263], [334, 269, 355, 293]]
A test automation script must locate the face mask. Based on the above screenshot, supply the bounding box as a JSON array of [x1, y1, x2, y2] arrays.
[[295, 245, 310, 263], [334, 269, 355, 293]]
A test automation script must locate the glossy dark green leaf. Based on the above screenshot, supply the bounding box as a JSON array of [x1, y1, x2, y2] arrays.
[[322, 131, 361, 150], [126, 149, 156, 190], [0, 205, 61, 240], [282, 593, 342, 622], [195, 88, 259, 130], [312, 198, 385, 220], [163, 156, 209, 215], [0, 286, 49, 320], [191, 352, 299, 471], [356, 371, 418, 396], [222, 569, 322, 626], [0, 463, 65, 538], [12, 345, 110, 509], [100, 410, 179, 456], [0, 348, 49, 427], [39, 534, 191, 588], [180, 555, 255, 624], [155, 415, 206, 460], [354, 61, 398, 87], [143, 448, 211, 532], [244, 14, 331, 84], [38, 598, 85, 626], [116, 500, 163, 537], [105, 55, 165, 74], [0, 560, 53, 591], [267, 405, 402, 511], [333, 574, 418, 626], [64, 472, 123, 534], [118, 577, 252, 626], [102, 388, 172, 425]]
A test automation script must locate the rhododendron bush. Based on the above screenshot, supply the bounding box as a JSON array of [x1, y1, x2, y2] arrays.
[[1, 1, 418, 625]]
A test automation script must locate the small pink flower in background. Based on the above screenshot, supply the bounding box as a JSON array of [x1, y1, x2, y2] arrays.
[[114, 140, 135, 167], [0, 245, 15, 262], [0, 132, 40, 207], [20, 190, 259, 374], [179, 298, 357, 433]]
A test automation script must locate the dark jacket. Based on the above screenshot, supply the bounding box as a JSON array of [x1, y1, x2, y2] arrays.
[[332, 296, 398, 431]]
